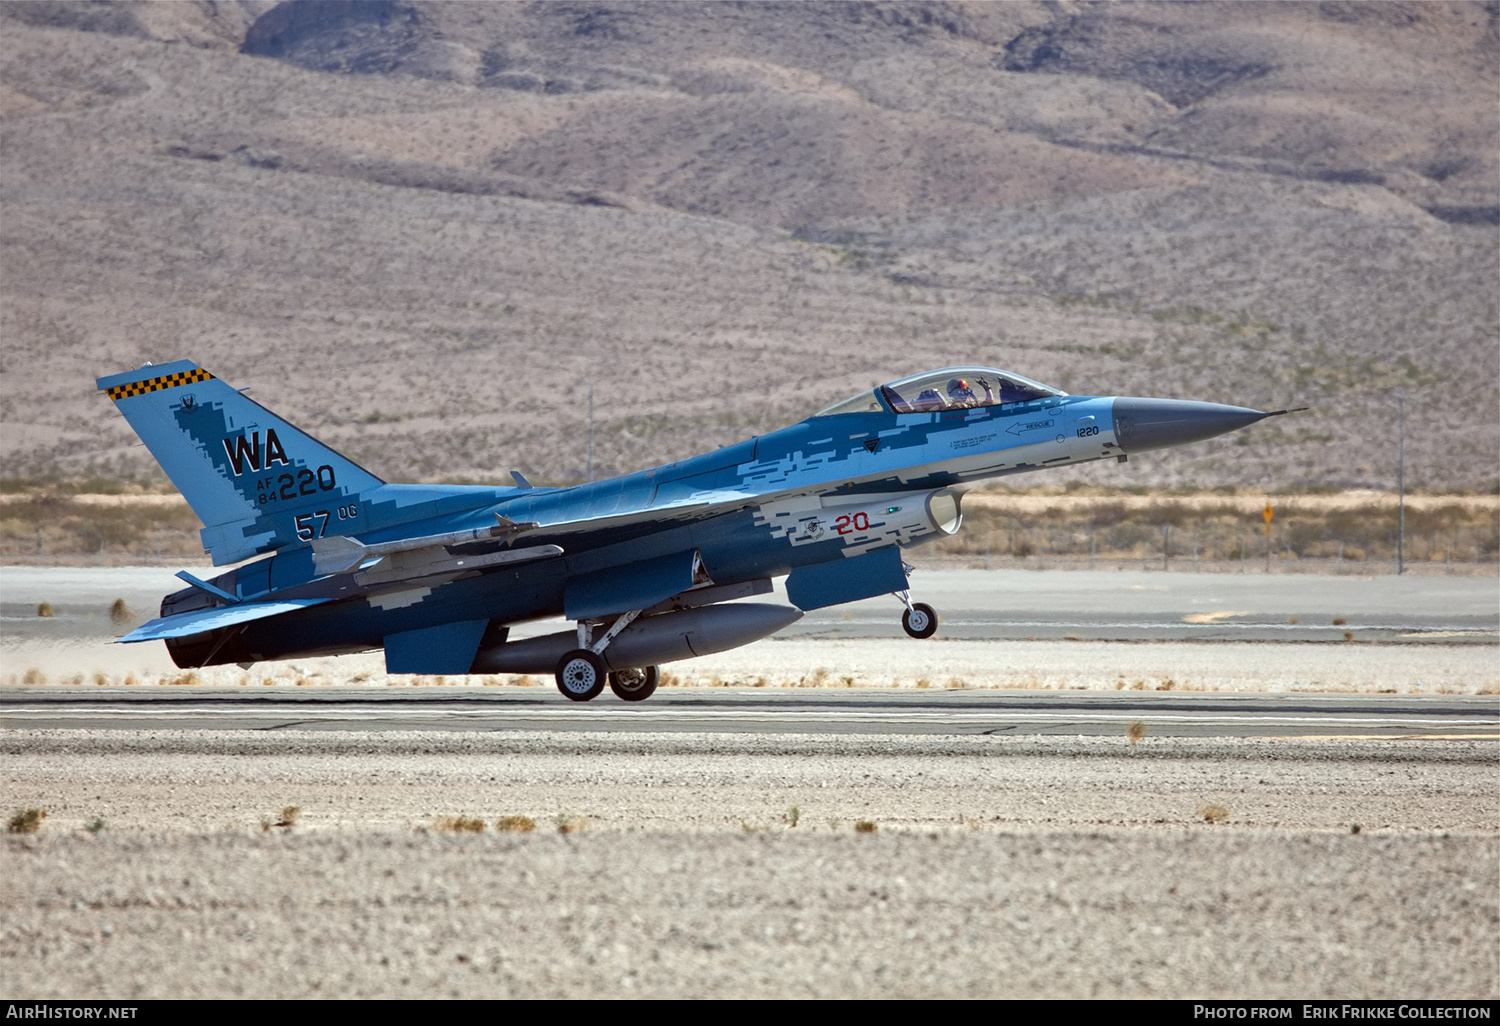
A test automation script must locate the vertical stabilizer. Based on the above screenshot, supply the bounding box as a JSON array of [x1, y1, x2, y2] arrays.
[[98, 361, 384, 565]]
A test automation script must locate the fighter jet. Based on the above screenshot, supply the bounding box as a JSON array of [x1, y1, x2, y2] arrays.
[[100, 361, 1294, 701]]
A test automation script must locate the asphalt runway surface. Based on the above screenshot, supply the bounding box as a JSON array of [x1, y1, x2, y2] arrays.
[[4, 566, 1498, 648], [3, 567, 1496, 697], [3, 687, 1496, 738]]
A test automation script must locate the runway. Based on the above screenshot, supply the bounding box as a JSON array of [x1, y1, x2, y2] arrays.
[[791, 567, 1499, 642], [3, 566, 1496, 699], [3, 686, 1495, 737], [4, 566, 1496, 648]]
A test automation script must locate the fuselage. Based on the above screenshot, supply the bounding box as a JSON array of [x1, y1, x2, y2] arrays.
[[158, 384, 1268, 669]]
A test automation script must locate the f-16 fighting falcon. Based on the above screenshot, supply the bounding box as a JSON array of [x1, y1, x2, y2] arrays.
[[99, 361, 1296, 702]]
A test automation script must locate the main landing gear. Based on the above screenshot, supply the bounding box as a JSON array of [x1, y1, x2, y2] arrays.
[[554, 610, 659, 702], [555, 648, 607, 701], [608, 665, 659, 702], [896, 563, 939, 639]]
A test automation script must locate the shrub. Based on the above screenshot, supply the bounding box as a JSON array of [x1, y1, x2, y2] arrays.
[[434, 816, 486, 833], [1199, 803, 1230, 824], [8, 808, 46, 834]]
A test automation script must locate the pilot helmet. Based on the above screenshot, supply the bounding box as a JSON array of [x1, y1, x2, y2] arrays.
[[947, 377, 974, 398]]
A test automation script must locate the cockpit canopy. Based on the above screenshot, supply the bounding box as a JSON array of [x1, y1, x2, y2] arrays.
[[815, 367, 1066, 417]]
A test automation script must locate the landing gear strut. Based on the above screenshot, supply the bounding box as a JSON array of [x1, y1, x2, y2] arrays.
[[896, 564, 938, 639], [554, 610, 660, 702]]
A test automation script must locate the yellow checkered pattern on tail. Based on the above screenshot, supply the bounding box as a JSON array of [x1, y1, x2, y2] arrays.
[[105, 367, 214, 400]]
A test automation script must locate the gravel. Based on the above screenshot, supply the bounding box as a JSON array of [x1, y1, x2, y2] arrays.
[[2, 730, 1495, 999]]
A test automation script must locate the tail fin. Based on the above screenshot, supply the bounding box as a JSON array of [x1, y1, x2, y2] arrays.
[[98, 360, 384, 565]]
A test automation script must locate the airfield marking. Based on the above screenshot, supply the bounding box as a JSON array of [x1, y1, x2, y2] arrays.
[[7, 704, 1495, 740], [806, 618, 1497, 634], [1257, 733, 1500, 741]]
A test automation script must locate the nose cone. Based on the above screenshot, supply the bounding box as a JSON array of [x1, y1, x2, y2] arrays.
[[1112, 398, 1272, 453]]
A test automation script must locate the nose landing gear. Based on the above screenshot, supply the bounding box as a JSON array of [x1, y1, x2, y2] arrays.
[[901, 600, 938, 639], [895, 561, 938, 639]]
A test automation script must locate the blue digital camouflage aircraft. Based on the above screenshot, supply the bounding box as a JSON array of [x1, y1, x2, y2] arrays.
[[100, 360, 1293, 701]]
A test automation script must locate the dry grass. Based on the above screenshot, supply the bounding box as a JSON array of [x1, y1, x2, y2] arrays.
[[494, 815, 536, 833], [854, 820, 878, 834], [6, 485, 1496, 567], [1127, 721, 1147, 745], [276, 806, 300, 828], [556, 816, 589, 835], [7, 808, 46, 834], [1199, 803, 1231, 825], [433, 816, 486, 834]]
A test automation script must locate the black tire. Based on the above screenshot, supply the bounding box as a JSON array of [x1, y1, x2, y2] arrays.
[[555, 649, 607, 702], [902, 602, 938, 639], [608, 665, 659, 702]]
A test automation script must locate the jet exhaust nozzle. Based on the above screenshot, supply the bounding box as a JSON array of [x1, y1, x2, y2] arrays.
[[471, 601, 803, 674], [1111, 398, 1274, 454]]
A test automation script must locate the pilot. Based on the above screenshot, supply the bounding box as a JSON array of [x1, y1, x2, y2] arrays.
[[912, 388, 943, 412], [946, 377, 977, 408]]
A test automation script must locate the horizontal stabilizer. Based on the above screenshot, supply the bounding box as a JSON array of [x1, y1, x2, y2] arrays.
[[355, 542, 563, 586], [118, 598, 333, 643]]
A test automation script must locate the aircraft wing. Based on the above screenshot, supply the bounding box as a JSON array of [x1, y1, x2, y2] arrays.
[[520, 498, 724, 539], [508, 475, 917, 543], [118, 598, 334, 643]]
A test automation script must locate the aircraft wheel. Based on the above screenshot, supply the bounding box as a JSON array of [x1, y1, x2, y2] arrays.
[[608, 665, 659, 702], [902, 602, 938, 639], [555, 649, 607, 702]]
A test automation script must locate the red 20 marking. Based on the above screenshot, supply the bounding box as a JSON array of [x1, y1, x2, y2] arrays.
[[835, 511, 871, 535]]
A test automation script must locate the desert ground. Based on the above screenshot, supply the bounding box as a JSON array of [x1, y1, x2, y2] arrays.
[[1, 1, 1496, 493], [3, 728, 1496, 1000]]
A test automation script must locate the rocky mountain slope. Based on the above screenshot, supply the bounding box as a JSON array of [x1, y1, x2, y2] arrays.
[[1, 1, 1495, 490]]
